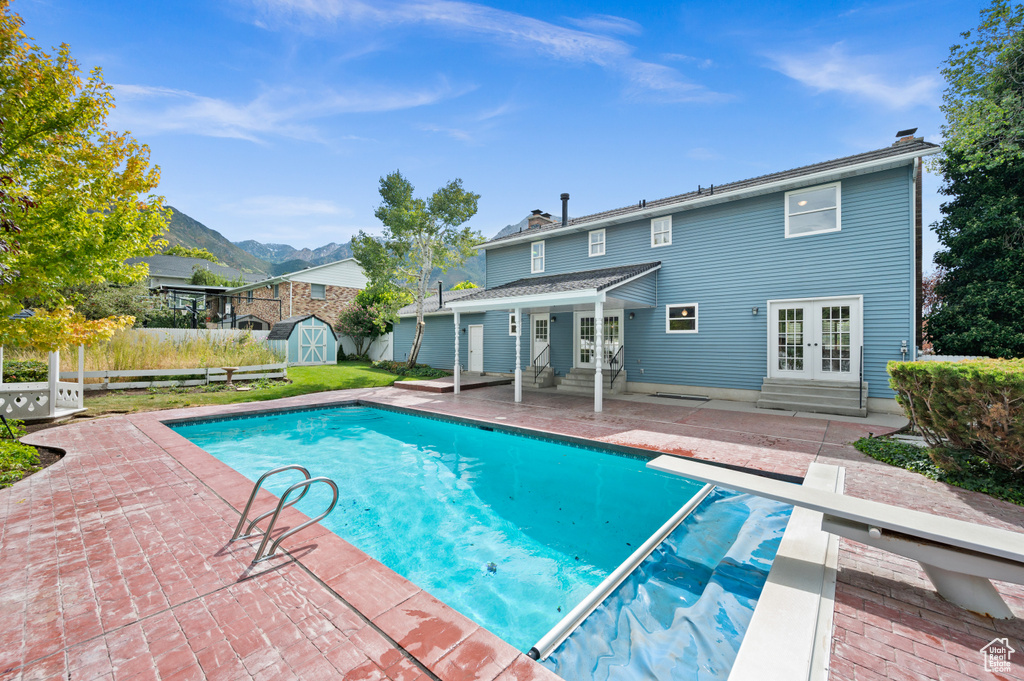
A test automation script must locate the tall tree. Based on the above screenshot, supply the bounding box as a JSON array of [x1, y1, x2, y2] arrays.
[[352, 171, 481, 367], [0, 1, 167, 348], [927, 1, 1024, 357]]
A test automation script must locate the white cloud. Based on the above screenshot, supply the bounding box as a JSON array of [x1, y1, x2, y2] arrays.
[[768, 43, 939, 109], [109, 80, 465, 142], [687, 147, 723, 161], [249, 0, 727, 103], [222, 195, 350, 218], [565, 14, 642, 36], [663, 53, 714, 69]]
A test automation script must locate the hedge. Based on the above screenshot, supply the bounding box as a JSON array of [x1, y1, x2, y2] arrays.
[[0, 419, 37, 489], [888, 358, 1024, 474], [2, 359, 47, 383]]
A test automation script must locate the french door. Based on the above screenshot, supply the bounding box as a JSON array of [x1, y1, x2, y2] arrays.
[[768, 297, 861, 381], [574, 311, 622, 370]]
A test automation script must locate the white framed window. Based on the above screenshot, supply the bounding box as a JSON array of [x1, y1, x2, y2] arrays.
[[311, 283, 326, 300], [246, 290, 253, 302], [589, 229, 605, 257], [509, 312, 518, 336], [651, 216, 672, 247], [665, 303, 698, 333], [531, 241, 545, 273], [785, 182, 841, 238]]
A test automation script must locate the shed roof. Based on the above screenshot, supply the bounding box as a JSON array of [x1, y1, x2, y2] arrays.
[[396, 288, 480, 317], [267, 314, 338, 341], [449, 262, 661, 305]]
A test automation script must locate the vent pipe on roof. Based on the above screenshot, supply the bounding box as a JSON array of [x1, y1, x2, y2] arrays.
[[437, 281, 443, 310], [561, 193, 569, 226]]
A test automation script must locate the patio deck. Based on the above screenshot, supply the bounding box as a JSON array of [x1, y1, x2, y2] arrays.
[[2, 384, 1022, 680]]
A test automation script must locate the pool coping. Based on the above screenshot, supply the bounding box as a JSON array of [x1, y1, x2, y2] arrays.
[[148, 394, 813, 679]]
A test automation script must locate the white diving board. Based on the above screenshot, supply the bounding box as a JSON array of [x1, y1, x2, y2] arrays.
[[649, 454, 1024, 619]]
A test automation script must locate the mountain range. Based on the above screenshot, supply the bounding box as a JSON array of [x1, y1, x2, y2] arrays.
[[161, 205, 502, 286]]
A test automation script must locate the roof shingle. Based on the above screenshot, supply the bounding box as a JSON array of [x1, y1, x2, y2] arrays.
[[449, 262, 661, 304]]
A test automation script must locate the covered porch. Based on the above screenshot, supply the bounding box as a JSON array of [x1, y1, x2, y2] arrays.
[[446, 262, 661, 412]]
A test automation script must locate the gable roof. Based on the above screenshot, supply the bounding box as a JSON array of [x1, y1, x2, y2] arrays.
[[449, 262, 661, 306], [397, 288, 480, 317], [267, 314, 338, 341], [485, 138, 940, 249], [225, 258, 364, 293], [128, 255, 264, 283]]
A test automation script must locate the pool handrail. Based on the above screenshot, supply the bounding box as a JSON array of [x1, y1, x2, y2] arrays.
[[231, 465, 312, 541], [252, 476, 340, 563], [528, 482, 716, 661]]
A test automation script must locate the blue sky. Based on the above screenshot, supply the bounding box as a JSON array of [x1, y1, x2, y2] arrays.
[[21, 0, 984, 268]]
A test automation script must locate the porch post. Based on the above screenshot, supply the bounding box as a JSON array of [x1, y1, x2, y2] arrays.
[[48, 349, 59, 418], [594, 299, 603, 413], [453, 310, 461, 394], [78, 345, 85, 409], [514, 307, 522, 403]]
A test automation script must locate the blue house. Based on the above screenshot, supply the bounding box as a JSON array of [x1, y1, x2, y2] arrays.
[[395, 136, 939, 416]]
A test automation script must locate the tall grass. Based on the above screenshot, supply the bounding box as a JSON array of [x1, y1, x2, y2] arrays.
[[5, 330, 284, 373]]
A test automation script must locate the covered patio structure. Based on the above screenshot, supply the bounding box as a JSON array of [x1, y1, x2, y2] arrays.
[[446, 262, 661, 412]]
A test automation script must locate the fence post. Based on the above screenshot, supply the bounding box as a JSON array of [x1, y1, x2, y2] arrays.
[[78, 345, 85, 409]]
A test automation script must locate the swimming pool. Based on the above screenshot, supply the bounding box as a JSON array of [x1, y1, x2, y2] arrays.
[[172, 404, 789, 674]]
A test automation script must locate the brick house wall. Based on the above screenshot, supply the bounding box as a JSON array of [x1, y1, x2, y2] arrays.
[[230, 281, 359, 328]]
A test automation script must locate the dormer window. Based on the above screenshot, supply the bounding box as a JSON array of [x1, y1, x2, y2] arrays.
[[785, 182, 841, 238], [531, 241, 545, 273], [651, 216, 672, 247]]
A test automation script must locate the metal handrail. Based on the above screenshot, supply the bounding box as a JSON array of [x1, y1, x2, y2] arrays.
[[231, 465, 311, 541], [533, 345, 550, 381], [608, 345, 624, 387], [252, 477, 340, 563], [528, 483, 716, 661], [858, 345, 864, 410]]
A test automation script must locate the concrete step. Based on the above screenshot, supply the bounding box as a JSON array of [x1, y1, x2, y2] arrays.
[[760, 382, 867, 399], [758, 392, 867, 408], [525, 367, 555, 389], [756, 398, 867, 418], [757, 377, 869, 417], [556, 373, 627, 388], [555, 382, 627, 396]]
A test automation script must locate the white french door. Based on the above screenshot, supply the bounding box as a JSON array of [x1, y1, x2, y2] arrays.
[[768, 297, 861, 381], [574, 311, 622, 370]]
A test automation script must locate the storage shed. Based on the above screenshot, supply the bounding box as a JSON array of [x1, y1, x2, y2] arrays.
[[266, 314, 337, 365]]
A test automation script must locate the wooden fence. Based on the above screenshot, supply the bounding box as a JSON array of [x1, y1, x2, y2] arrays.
[[58, 363, 287, 391], [132, 328, 271, 342]]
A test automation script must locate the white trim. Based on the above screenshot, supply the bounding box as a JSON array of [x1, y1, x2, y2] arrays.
[[531, 313, 550, 364], [784, 182, 841, 239], [449, 288, 601, 313], [588, 229, 605, 257], [651, 215, 672, 247], [508, 312, 518, 336], [531, 241, 545, 273], [479, 146, 939, 251], [911, 157, 919, 360], [665, 303, 698, 333], [765, 295, 864, 382]]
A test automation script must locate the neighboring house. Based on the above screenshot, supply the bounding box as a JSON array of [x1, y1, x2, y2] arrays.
[[395, 136, 939, 416], [218, 258, 368, 330], [127, 255, 263, 290]]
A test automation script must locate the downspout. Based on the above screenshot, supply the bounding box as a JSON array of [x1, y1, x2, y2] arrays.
[[914, 157, 923, 353]]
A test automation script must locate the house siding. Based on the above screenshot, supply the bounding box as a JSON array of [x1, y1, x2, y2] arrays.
[[418, 166, 915, 398], [229, 281, 359, 328]]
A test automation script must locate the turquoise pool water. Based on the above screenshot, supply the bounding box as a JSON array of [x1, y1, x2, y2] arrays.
[[172, 405, 706, 651]]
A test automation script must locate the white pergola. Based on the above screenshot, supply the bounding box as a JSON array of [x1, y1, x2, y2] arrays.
[[0, 345, 86, 422], [446, 263, 660, 413]]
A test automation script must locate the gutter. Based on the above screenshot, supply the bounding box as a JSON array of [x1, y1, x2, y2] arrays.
[[481, 146, 941, 251]]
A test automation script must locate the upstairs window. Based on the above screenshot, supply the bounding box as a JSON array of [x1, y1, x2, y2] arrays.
[[785, 183, 841, 238], [651, 216, 672, 247], [666, 303, 698, 333], [311, 283, 326, 300], [531, 241, 545, 273], [273, 284, 279, 298], [246, 290, 253, 302], [589, 229, 605, 257]]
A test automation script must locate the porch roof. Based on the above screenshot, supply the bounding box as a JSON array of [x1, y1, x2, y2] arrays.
[[446, 261, 660, 313]]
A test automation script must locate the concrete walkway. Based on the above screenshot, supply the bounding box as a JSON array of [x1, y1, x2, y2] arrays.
[[1, 385, 1022, 680]]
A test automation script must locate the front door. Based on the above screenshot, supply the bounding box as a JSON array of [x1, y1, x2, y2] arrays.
[[574, 311, 623, 370], [468, 325, 484, 372], [769, 297, 861, 381], [531, 314, 550, 368]]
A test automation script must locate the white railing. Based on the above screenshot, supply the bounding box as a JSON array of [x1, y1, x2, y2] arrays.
[[58, 363, 287, 391], [55, 381, 83, 409], [917, 354, 982, 362]]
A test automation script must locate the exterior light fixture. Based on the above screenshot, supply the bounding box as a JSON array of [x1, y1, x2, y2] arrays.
[[751, 306, 759, 315], [461, 328, 467, 334], [551, 316, 557, 323], [628, 312, 635, 320]]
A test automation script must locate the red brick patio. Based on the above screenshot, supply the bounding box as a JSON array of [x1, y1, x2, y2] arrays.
[[2, 384, 1022, 680]]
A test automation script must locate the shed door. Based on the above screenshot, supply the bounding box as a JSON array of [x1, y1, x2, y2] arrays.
[[299, 323, 327, 364]]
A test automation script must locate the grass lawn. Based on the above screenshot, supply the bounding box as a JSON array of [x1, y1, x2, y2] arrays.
[[81, 361, 409, 417]]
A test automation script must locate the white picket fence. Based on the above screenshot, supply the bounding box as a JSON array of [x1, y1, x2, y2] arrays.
[[58, 363, 287, 391], [916, 354, 982, 362], [133, 328, 271, 342], [338, 332, 394, 362]]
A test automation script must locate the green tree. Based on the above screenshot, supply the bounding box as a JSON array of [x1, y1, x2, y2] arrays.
[[65, 280, 158, 325], [927, 1, 1024, 357], [188, 266, 245, 288], [164, 245, 219, 262], [0, 2, 167, 348], [352, 171, 481, 367], [450, 280, 478, 290]]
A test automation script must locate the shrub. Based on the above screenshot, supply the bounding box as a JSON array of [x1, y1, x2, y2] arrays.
[[888, 358, 1024, 474], [373, 360, 449, 378], [2, 360, 47, 383], [0, 440, 40, 488]]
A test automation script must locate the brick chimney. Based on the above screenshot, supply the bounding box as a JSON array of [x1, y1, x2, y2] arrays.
[[528, 209, 554, 229]]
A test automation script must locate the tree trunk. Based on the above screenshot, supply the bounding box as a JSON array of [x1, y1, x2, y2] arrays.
[[408, 320, 424, 367]]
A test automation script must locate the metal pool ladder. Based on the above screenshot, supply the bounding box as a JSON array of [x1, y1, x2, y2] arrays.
[[231, 465, 340, 563]]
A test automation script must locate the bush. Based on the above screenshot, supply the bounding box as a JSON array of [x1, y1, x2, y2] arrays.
[[0, 440, 40, 488], [888, 358, 1024, 474], [2, 360, 47, 383], [854, 437, 1024, 506], [373, 360, 449, 378]]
